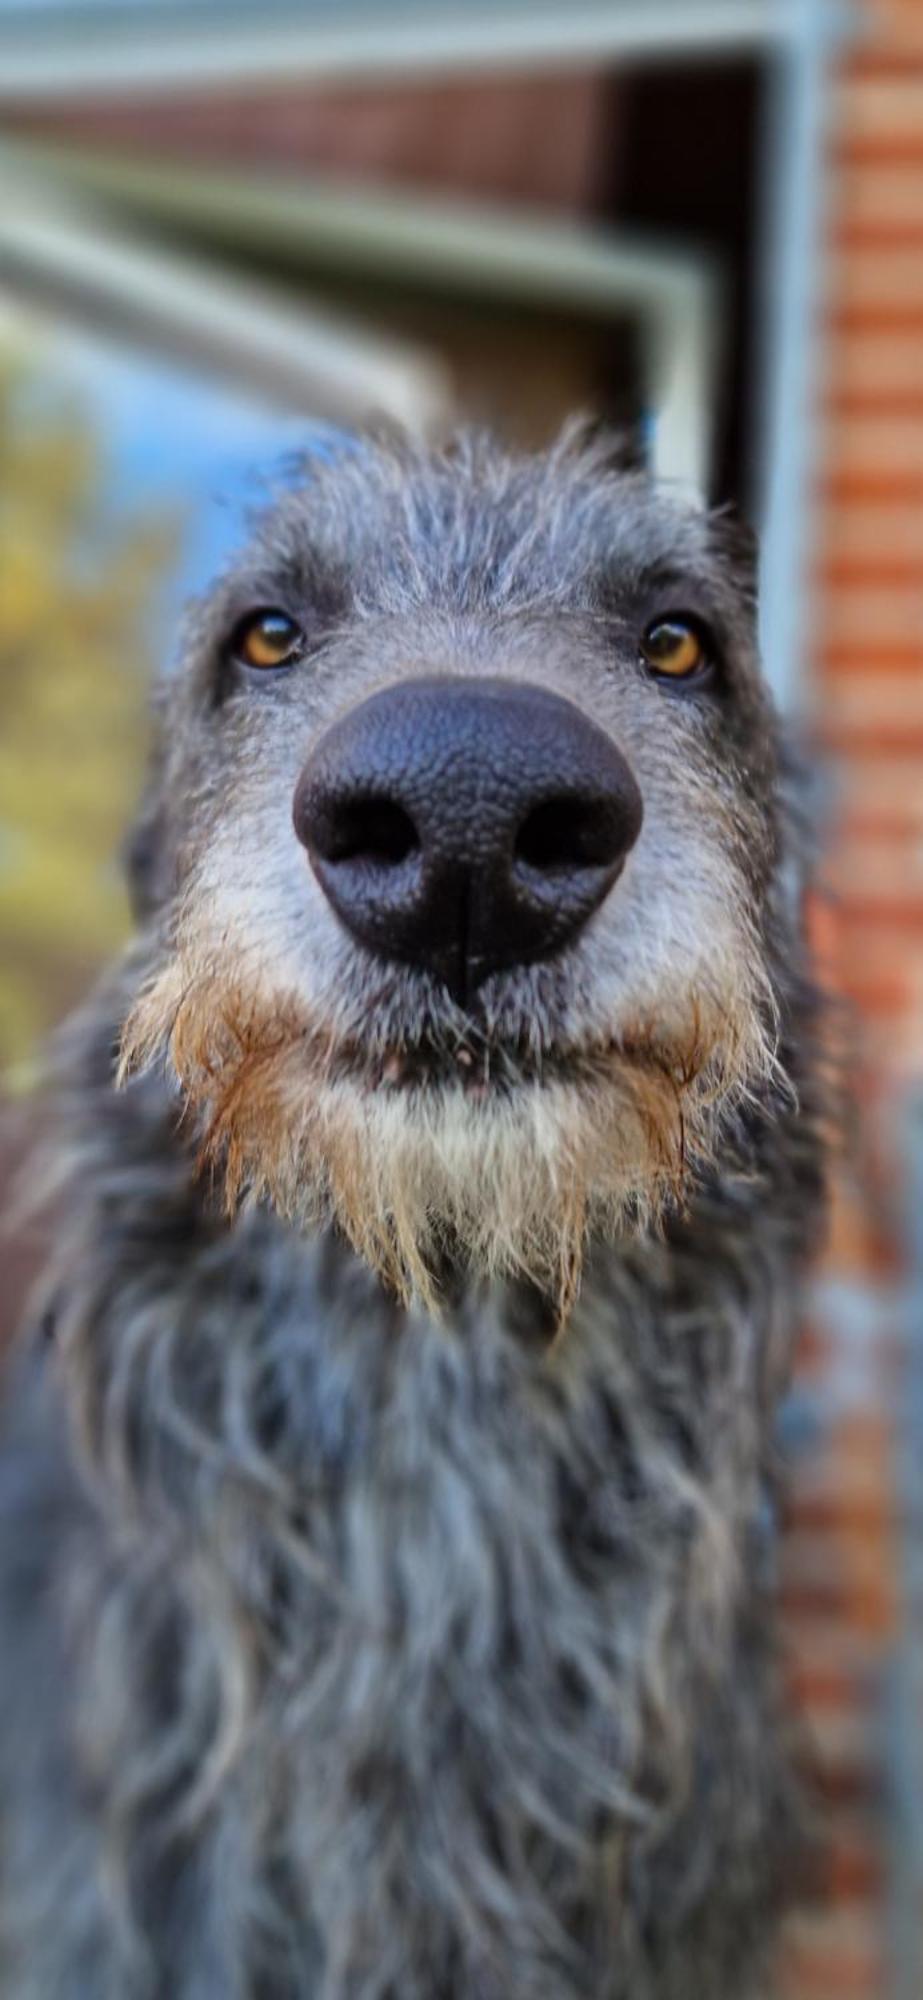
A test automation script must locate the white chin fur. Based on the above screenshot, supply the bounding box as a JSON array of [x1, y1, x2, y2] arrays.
[[261, 1070, 672, 1314]]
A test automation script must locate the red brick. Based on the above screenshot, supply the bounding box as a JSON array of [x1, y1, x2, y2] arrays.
[[785, 1650, 870, 1708], [830, 163, 923, 232], [819, 412, 923, 480], [788, 1417, 896, 1510], [785, 1489, 895, 1539], [783, 1617, 892, 1693], [823, 1837, 884, 1903], [779, 1923, 887, 2000], [827, 248, 923, 312], [816, 496, 923, 558], [864, 0, 923, 45], [820, 462, 923, 498], [834, 77, 923, 153], [812, 673, 923, 736], [836, 133, 923, 170], [811, 583, 923, 650], [833, 756, 923, 828], [781, 1903, 885, 1960], [818, 1172, 904, 1277], [815, 553, 923, 587]]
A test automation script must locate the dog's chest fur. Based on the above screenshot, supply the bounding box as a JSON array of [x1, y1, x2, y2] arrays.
[[0, 1044, 818, 2000]]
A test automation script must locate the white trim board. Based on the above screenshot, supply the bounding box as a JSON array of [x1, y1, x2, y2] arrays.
[[0, 179, 450, 432], [0, 143, 719, 495], [0, 1, 850, 101]]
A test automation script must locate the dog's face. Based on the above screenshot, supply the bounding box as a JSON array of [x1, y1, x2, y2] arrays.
[[123, 432, 782, 1312]]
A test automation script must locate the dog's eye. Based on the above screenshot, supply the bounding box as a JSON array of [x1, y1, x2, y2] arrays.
[[231, 609, 304, 671], [639, 617, 711, 682]]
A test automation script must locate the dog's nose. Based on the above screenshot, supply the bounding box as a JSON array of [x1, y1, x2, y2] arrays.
[[293, 676, 643, 1001]]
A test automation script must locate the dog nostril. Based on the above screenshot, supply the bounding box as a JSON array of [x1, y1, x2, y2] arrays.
[[319, 798, 419, 867], [514, 797, 621, 874], [295, 678, 643, 991]]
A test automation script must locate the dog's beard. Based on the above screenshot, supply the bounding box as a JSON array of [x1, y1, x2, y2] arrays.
[[120, 950, 776, 1319]]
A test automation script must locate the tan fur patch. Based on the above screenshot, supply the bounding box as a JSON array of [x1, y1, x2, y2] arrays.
[[120, 946, 776, 1319]]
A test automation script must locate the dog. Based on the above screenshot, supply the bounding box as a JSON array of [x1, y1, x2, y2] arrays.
[[0, 428, 826, 1998]]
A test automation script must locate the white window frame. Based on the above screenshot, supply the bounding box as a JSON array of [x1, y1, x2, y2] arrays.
[[0, 0, 849, 705]]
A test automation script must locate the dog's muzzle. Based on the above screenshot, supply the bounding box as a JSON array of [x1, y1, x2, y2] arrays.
[[292, 676, 643, 1006]]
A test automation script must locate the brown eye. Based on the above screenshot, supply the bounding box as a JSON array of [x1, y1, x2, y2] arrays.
[[232, 609, 304, 671], [640, 617, 709, 681]]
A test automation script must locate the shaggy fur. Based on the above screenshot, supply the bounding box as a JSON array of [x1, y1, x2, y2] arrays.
[[0, 430, 826, 1999]]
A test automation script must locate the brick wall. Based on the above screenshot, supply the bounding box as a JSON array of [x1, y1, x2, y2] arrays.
[[780, 2, 923, 1994]]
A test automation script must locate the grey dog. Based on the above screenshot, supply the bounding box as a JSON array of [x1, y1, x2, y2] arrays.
[[0, 429, 825, 1998]]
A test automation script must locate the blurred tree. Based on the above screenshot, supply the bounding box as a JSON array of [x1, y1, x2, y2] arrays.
[[0, 356, 179, 1079]]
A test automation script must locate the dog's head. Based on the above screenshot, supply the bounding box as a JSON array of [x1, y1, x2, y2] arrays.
[[122, 430, 785, 1312]]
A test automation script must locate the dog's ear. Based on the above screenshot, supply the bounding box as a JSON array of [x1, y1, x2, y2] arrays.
[[708, 507, 759, 605], [556, 413, 648, 477], [122, 722, 172, 923]]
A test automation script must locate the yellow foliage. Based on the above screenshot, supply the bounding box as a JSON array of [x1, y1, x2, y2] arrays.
[[0, 361, 179, 1073]]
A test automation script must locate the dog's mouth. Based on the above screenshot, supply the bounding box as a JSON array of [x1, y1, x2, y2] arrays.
[[327, 1023, 680, 1102], [361, 1036, 554, 1099]]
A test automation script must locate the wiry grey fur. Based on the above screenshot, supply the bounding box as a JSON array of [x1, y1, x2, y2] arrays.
[[0, 430, 826, 1999]]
